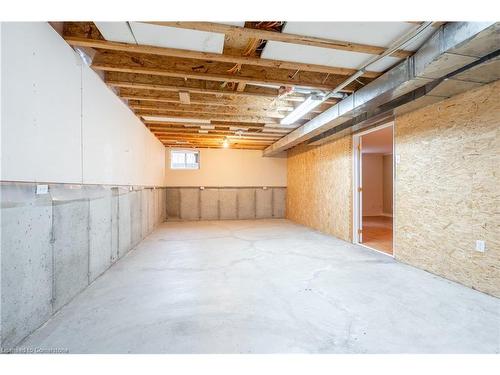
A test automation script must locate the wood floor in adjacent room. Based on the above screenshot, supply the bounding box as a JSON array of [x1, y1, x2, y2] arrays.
[[361, 216, 393, 255]]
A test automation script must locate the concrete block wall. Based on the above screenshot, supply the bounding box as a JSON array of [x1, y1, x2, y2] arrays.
[[0, 182, 167, 350], [166, 187, 286, 221]]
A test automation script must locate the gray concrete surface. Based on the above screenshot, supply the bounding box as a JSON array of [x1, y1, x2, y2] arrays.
[[200, 189, 219, 220], [219, 189, 237, 219], [1, 183, 53, 349], [15, 220, 500, 354], [167, 187, 286, 221], [237, 188, 256, 220], [256, 188, 272, 219], [272, 188, 286, 218], [1, 182, 167, 350]]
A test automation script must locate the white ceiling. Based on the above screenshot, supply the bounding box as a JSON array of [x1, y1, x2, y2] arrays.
[[361, 125, 393, 154], [262, 22, 436, 73], [282, 22, 417, 49], [95, 22, 246, 53], [262, 41, 401, 72]]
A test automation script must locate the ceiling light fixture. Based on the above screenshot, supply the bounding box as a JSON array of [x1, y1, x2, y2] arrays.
[[222, 137, 229, 148], [280, 95, 324, 126]]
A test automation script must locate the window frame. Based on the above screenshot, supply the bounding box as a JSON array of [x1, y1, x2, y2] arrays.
[[170, 149, 200, 170]]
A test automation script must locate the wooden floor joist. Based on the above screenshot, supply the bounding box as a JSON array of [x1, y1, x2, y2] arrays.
[[92, 51, 362, 91], [61, 21, 409, 149], [65, 36, 381, 79], [145, 22, 413, 59]]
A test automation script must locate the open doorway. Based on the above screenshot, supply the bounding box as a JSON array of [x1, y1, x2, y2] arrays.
[[353, 123, 394, 256]]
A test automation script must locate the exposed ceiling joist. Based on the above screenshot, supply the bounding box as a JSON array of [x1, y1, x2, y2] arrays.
[[92, 51, 363, 91], [145, 22, 413, 59], [134, 110, 288, 124], [65, 36, 381, 79], [129, 102, 288, 118]]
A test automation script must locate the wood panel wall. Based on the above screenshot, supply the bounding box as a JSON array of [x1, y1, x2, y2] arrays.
[[395, 80, 500, 297], [286, 80, 499, 297], [287, 137, 352, 241]]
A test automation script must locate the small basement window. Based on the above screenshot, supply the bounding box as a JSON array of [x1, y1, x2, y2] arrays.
[[170, 149, 200, 170]]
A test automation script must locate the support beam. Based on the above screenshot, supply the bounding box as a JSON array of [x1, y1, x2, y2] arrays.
[[129, 102, 288, 118], [118, 89, 296, 110], [145, 22, 413, 59], [135, 110, 285, 124], [65, 36, 381, 79], [106, 72, 338, 101], [92, 51, 362, 91]]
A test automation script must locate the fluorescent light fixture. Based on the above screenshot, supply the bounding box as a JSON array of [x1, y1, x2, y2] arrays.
[[280, 95, 324, 125]]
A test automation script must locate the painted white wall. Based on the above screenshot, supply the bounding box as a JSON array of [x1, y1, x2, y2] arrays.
[[362, 154, 383, 216], [164, 148, 287, 187], [1, 22, 165, 186], [383, 154, 393, 214]]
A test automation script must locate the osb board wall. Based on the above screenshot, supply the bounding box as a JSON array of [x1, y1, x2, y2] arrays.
[[287, 137, 352, 242], [395, 80, 500, 297]]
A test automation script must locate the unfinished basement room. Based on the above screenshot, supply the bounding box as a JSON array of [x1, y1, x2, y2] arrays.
[[1, 5, 500, 366]]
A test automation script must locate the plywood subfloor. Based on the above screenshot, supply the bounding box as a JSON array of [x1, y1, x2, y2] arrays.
[[362, 216, 393, 255]]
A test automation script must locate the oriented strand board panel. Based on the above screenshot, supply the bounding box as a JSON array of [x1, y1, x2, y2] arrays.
[[395, 80, 500, 297], [287, 137, 352, 242]]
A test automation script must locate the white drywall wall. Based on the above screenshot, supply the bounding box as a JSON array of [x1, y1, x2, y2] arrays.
[[383, 154, 393, 215], [1, 22, 165, 186], [362, 154, 384, 216], [164, 148, 287, 187]]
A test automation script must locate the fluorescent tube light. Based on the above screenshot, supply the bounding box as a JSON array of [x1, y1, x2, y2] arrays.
[[280, 95, 324, 126]]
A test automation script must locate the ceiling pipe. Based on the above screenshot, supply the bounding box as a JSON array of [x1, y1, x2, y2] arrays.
[[264, 22, 499, 156], [279, 22, 433, 126]]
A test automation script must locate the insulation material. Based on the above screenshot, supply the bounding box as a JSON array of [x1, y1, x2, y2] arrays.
[[200, 189, 219, 220], [272, 188, 286, 218], [287, 138, 353, 241], [237, 189, 256, 220], [180, 188, 200, 220], [395, 80, 500, 297], [219, 189, 238, 220], [166, 188, 180, 219], [256, 188, 273, 219]]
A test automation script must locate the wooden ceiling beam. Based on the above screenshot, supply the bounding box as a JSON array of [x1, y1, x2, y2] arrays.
[[129, 101, 288, 118], [106, 72, 332, 102], [119, 90, 296, 110], [145, 22, 413, 59], [92, 51, 361, 91], [135, 110, 285, 124], [65, 36, 381, 79]]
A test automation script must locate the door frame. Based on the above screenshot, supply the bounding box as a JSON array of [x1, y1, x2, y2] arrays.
[[352, 121, 395, 257]]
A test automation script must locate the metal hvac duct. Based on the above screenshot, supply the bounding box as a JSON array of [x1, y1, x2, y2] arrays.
[[263, 22, 500, 156]]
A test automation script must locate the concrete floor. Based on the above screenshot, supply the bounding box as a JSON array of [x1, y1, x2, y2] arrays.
[[18, 219, 500, 353]]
